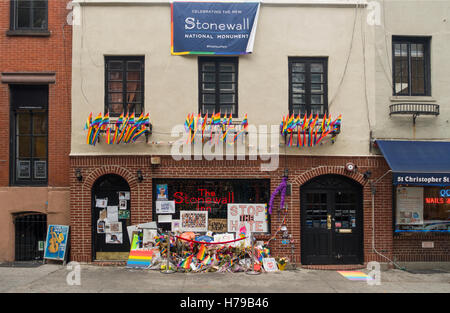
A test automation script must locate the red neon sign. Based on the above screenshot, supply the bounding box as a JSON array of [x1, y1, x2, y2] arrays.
[[425, 198, 450, 204], [173, 188, 235, 211]]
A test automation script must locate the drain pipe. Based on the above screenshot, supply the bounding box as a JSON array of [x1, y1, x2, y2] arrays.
[[370, 170, 406, 270]]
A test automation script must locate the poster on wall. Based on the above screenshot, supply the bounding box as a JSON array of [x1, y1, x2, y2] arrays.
[[156, 201, 175, 214], [171, 1, 261, 55], [396, 187, 424, 225], [44, 225, 70, 261], [107, 206, 119, 222], [180, 210, 208, 232], [208, 218, 228, 233], [227, 203, 268, 233], [156, 184, 168, 200], [119, 191, 130, 200], [106, 233, 123, 244]]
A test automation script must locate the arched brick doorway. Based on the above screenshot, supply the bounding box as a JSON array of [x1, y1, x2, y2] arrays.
[[300, 174, 363, 265], [92, 174, 131, 261]]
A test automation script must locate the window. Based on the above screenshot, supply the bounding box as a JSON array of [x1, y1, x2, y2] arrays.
[[198, 57, 238, 117], [105, 56, 145, 117], [153, 179, 270, 232], [392, 36, 431, 96], [289, 57, 328, 116], [10, 0, 48, 31], [395, 186, 450, 233], [10, 85, 48, 185]]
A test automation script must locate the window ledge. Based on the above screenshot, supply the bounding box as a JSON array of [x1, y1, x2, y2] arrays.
[[390, 96, 436, 103], [6, 30, 51, 37]]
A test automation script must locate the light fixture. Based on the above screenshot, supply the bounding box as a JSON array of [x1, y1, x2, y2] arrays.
[[75, 169, 83, 182], [137, 170, 143, 183], [345, 162, 357, 172], [363, 171, 372, 179]]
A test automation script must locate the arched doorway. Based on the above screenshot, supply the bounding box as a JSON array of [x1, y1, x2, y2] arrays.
[[300, 175, 363, 265], [92, 174, 131, 261]]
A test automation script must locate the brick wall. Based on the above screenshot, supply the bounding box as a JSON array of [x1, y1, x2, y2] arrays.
[[69, 154, 400, 265], [394, 233, 450, 262], [0, 0, 72, 187]]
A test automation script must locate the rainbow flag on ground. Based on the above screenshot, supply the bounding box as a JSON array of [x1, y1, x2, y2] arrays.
[[126, 250, 154, 268], [337, 271, 374, 281]]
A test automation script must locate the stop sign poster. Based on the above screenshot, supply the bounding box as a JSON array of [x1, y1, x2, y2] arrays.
[[227, 203, 268, 233]]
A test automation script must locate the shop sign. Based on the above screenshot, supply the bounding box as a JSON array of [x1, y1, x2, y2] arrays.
[[227, 203, 268, 233], [394, 173, 450, 186], [396, 187, 423, 225], [171, 1, 260, 55], [174, 189, 234, 211]]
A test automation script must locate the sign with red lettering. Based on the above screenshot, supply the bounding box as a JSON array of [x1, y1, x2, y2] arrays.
[[227, 203, 268, 233]]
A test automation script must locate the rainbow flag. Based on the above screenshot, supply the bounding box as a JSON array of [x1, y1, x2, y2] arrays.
[[84, 112, 92, 130], [197, 244, 206, 261], [180, 255, 193, 269], [337, 271, 374, 281], [126, 250, 154, 268], [202, 255, 212, 266]]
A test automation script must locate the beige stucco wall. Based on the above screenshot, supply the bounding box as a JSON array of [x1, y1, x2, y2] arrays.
[[71, 1, 376, 157], [0, 188, 70, 262], [372, 0, 450, 140]]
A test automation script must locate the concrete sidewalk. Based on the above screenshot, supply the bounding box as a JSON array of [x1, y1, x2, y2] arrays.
[[0, 263, 449, 293]]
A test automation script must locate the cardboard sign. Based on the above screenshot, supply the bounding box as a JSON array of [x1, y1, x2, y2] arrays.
[[227, 203, 268, 233], [208, 218, 228, 232], [156, 201, 175, 214], [262, 258, 279, 272]]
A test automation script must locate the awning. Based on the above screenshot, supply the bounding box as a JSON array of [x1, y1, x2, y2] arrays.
[[376, 140, 450, 186]]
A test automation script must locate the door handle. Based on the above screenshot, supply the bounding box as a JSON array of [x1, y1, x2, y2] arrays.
[[327, 214, 332, 230]]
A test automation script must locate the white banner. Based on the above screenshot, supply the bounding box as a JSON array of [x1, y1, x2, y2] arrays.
[[227, 203, 267, 233]]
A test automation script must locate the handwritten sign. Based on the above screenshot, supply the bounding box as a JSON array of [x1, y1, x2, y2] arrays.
[[208, 218, 228, 232], [227, 203, 268, 233]]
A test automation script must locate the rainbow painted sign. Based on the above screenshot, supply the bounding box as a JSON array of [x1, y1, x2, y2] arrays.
[[171, 1, 260, 55]]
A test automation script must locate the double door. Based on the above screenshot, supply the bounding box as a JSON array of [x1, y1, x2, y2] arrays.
[[301, 175, 363, 265]]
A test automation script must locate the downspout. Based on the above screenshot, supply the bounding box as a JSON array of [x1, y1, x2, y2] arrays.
[[370, 169, 406, 270]]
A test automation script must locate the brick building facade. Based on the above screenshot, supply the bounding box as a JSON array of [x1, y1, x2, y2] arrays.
[[0, 0, 71, 262], [70, 154, 398, 266]]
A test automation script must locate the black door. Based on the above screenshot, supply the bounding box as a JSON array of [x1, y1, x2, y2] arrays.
[[301, 175, 363, 265], [14, 213, 47, 261], [92, 174, 131, 260]]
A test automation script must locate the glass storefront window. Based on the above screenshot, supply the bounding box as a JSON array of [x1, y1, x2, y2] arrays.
[[152, 179, 270, 232], [395, 186, 450, 232]]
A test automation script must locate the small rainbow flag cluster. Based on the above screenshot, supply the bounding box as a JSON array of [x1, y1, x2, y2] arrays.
[[184, 113, 248, 144], [85, 112, 151, 145], [280, 113, 342, 147]]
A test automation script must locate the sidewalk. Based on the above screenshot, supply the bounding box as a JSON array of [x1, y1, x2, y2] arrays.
[[0, 263, 449, 293]]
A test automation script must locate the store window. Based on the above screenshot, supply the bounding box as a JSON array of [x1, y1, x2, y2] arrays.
[[10, 0, 48, 31], [289, 57, 328, 116], [395, 186, 450, 232], [198, 57, 238, 117], [153, 179, 270, 233], [392, 36, 431, 96], [10, 85, 48, 185], [105, 56, 145, 117]]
